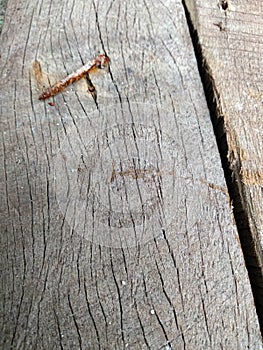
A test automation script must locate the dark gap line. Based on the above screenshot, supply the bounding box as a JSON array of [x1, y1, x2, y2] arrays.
[[181, 0, 263, 334]]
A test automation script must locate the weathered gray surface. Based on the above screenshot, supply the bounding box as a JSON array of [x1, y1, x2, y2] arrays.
[[0, 0, 262, 349], [184, 0, 263, 326], [0, 0, 8, 31]]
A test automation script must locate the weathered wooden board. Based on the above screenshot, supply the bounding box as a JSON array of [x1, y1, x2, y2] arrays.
[[0, 0, 262, 349], [184, 0, 263, 328], [0, 0, 8, 32]]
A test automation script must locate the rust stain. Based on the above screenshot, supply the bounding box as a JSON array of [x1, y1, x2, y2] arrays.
[[32, 60, 44, 90], [200, 179, 228, 196], [247, 89, 263, 102], [109, 162, 176, 184], [241, 168, 263, 186], [226, 129, 263, 186], [117, 168, 156, 180], [32, 60, 51, 91]]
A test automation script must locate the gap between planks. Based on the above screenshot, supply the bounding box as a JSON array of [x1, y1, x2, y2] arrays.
[[181, 0, 263, 334]]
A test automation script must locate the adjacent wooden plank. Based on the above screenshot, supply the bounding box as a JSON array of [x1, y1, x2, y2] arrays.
[[184, 0, 263, 327], [0, 0, 262, 348]]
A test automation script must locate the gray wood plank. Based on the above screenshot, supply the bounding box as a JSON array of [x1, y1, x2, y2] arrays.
[[184, 0, 263, 328], [0, 0, 262, 348]]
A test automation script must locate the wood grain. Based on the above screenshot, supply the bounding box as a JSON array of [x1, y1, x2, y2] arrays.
[[184, 0, 263, 328], [0, 0, 262, 348]]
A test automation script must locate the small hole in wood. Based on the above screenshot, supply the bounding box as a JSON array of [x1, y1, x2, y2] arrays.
[[214, 21, 226, 32], [220, 0, 229, 10]]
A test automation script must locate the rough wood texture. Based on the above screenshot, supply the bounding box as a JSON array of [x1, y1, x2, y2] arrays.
[[0, 0, 262, 349], [184, 0, 263, 327], [0, 0, 8, 31]]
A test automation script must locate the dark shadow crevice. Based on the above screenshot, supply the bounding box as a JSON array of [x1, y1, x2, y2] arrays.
[[181, 0, 263, 334]]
